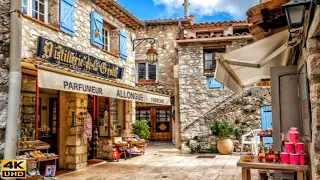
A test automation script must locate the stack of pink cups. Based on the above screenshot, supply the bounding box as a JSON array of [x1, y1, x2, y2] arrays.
[[280, 127, 306, 165]]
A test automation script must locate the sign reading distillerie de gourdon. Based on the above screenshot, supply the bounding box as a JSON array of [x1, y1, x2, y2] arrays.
[[37, 37, 123, 79]]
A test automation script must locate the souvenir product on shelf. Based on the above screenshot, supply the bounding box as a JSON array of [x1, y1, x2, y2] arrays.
[[45, 165, 56, 177]]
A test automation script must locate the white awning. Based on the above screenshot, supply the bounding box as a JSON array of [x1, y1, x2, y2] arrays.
[[214, 30, 290, 94], [38, 69, 171, 105]]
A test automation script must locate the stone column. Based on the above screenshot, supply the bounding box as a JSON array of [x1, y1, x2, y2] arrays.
[[174, 65, 181, 148], [0, 0, 10, 160], [59, 92, 88, 170], [306, 6, 320, 180]]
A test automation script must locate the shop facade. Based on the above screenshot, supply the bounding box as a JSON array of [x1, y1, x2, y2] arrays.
[[17, 0, 170, 172]]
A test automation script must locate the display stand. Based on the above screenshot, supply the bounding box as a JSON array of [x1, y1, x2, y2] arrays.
[[119, 134, 147, 159], [17, 141, 59, 179]]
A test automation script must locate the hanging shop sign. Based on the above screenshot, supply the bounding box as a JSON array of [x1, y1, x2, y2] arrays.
[[36, 37, 123, 79], [38, 70, 171, 105]]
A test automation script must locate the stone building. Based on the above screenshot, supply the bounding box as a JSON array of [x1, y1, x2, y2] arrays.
[[0, 0, 10, 159], [176, 21, 272, 152], [135, 12, 272, 150], [214, 0, 320, 179], [1, 0, 170, 171]]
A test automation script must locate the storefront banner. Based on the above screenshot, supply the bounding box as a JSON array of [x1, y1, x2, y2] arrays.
[[38, 70, 171, 105], [37, 37, 123, 79]]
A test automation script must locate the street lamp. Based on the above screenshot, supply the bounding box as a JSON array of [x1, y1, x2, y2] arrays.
[[282, 0, 311, 29], [133, 38, 158, 63]]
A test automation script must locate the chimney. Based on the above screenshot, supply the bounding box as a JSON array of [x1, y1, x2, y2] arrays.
[[183, 0, 189, 18]]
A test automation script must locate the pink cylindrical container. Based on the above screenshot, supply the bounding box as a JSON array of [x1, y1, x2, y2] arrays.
[[285, 142, 295, 153], [290, 153, 300, 165], [295, 143, 304, 153], [299, 153, 306, 165], [289, 127, 299, 143], [281, 152, 290, 164]]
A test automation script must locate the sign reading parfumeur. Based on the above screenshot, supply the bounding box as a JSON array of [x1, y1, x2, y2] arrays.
[[1, 160, 26, 178], [38, 70, 171, 105]]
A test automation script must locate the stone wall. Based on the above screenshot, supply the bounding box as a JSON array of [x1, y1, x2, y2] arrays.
[[135, 24, 179, 96], [302, 5, 320, 180], [186, 87, 271, 153], [22, 0, 136, 86], [0, 0, 10, 159], [177, 38, 270, 153], [59, 92, 88, 170]]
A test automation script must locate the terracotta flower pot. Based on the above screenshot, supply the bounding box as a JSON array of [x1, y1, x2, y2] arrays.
[[217, 138, 234, 155]]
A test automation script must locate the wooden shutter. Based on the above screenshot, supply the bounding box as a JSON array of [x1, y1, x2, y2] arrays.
[[261, 106, 273, 147], [119, 29, 128, 60], [90, 11, 103, 48], [206, 76, 223, 89], [59, 0, 75, 36]]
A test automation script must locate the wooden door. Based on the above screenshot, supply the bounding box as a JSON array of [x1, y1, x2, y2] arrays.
[[271, 66, 301, 180], [153, 107, 172, 141], [136, 106, 172, 141]]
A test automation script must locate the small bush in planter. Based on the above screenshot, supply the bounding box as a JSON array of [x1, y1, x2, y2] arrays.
[[132, 120, 150, 140], [210, 120, 235, 138], [210, 120, 235, 155]]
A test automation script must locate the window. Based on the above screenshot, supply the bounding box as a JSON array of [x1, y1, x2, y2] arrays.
[[136, 62, 158, 83], [196, 32, 210, 38], [22, 0, 48, 23], [102, 27, 110, 51], [204, 49, 224, 72], [136, 109, 151, 121], [206, 76, 223, 89]]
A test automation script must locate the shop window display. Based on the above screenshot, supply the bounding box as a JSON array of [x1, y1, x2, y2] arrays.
[[19, 76, 59, 179]]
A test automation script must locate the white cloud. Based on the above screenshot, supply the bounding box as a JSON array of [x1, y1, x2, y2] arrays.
[[153, 0, 259, 20]]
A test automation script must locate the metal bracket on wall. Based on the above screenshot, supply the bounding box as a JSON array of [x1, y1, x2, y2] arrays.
[[132, 38, 155, 51]]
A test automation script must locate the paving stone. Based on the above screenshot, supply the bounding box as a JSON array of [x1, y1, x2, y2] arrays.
[[57, 143, 258, 180]]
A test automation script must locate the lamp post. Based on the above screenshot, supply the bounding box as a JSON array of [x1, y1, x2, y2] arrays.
[[133, 38, 158, 63], [282, 0, 311, 29]]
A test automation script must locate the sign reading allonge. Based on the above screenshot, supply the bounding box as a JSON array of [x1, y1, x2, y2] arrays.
[[37, 37, 124, 79], [38, 70, 171, 105]]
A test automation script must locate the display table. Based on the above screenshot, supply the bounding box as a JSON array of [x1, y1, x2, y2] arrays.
[[237, 158, 309, 180]]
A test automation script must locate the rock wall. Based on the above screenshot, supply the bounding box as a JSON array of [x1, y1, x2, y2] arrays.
[[302, 6, 320, 179], [22, 0, 136, 86], [0, 0, 10, 159], [59, 92, 88, 170], [186, 87, 271, 153], [135, 24, 179, 96], [178, 40, 271, 152]]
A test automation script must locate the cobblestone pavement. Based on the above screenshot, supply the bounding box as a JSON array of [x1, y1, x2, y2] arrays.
[[57, 142, 259, 180]]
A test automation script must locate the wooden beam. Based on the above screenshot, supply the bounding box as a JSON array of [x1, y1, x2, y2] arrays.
[[247, 0, 290, 17]]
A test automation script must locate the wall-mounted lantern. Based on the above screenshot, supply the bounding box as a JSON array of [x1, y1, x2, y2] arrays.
[[133, 38, 158, 63], [282, 0, 311, 29]]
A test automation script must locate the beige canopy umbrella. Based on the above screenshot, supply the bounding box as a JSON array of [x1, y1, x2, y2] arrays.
[[214, 30, 290, 94]]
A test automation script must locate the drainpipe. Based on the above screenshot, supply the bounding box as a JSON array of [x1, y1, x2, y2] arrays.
[[183, 0, 189, 18], [4, 0, 22, 161]]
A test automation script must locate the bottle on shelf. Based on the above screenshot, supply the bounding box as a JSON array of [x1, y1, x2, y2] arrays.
[[258, 144, 266, 163]]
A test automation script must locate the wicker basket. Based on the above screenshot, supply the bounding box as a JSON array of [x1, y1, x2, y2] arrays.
[[26, 158, 37, 162], [36, 156, 47, 161], [47, 155, 59, 160], [136, 144, 147, 152]]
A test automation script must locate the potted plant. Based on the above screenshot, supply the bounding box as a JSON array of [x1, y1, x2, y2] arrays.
[[210, 120, 235, 155], [132, 120, 150, 140]]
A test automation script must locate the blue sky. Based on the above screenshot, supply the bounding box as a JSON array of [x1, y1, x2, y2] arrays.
[[117, 0, 259, 23]]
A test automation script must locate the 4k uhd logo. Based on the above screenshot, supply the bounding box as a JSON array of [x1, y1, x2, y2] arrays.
[[1, 160, 26, 178]]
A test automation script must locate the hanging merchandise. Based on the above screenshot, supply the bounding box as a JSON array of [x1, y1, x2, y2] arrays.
[[84, 112, 93, 139]]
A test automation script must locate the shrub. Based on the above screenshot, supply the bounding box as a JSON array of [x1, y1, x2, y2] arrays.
[[132, 120, 150, 140], [210, 120, 235, 138]]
